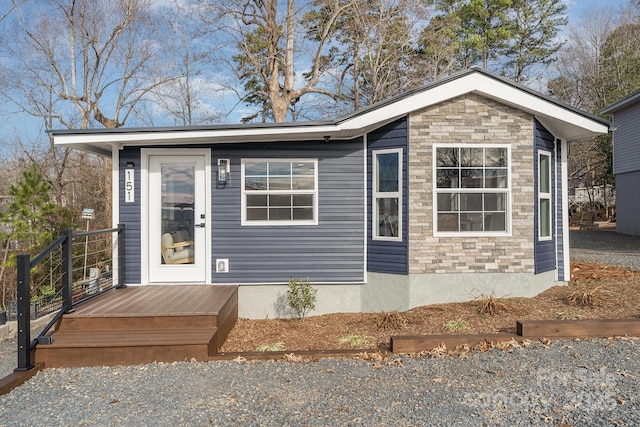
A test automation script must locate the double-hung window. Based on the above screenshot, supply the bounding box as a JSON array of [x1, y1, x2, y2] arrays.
[[434, 145, 510, 235], [373, 149, 402, 241], [538, 151, 552, 240], [242, 159, 317, 225]]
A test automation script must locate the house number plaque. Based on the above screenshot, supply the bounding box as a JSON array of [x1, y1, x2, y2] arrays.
[[125, 168, 135, 203]]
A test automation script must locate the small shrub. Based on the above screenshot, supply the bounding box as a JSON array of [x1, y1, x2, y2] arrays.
[[338, 334, 372, 348], [566, 283, 609, 307], [444, 319, 468, 332], [376, 310, 408, 331], [287, 277, 317, 322], [256, 342, 285, 352], [474, 291, 510, 315]]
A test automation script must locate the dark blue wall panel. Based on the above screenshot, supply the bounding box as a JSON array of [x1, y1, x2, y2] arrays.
[[534, 119, 557, 274], [367, 117, 409, 275], [211, 140, 365, 283], [119, 147, 142, 284], [119, 140, 365, 284]]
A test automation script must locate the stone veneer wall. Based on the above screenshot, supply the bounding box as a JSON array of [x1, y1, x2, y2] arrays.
[[408, 93, 536, 274]]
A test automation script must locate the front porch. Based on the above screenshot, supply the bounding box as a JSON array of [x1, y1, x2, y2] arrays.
[[34, 285, 238, 368]]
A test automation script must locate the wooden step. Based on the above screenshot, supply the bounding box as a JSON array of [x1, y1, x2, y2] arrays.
[[517, 319, 640, 338], [34, 328, 218, 368], [390, 333, 518, 353], [57, 314, 218, 331], [32, 285, 239, 369]]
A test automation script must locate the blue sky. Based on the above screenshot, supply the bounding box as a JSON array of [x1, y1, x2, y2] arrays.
[[564, 0, 630, 22]]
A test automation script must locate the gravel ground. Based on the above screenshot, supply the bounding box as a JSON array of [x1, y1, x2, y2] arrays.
[[0, 229, 639, 425], [0, 338, 16, 380], [0, 339, 638, 426], [570, 228, 640, 271]]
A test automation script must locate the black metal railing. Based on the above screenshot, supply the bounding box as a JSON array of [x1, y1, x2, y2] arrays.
[[15, 224, 125, 372]]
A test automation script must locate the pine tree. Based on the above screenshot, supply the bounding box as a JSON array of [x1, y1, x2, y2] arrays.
[[3, 163, 57, 256], [504, 0, 567, 83]]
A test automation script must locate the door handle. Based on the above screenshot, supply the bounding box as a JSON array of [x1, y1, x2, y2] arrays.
[[195, 223, 206, 228]]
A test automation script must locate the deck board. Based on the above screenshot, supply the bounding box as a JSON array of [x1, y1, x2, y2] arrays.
[[67, 285, 237, 317]]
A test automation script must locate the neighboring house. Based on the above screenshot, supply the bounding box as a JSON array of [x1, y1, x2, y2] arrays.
[[569, 185, 615, 207], [602, 89, 640, 236], [568, 184, 616, 223], [51, 68, 609, 318]]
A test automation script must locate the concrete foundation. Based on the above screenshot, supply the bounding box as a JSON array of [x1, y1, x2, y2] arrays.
[[237, 271, 562, 319]]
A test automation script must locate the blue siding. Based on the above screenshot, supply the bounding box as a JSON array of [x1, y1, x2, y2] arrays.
[[119, 141, 365, 284], [612, 105, 640, 235], [534, 119, 556, 274], [211, 140, 365, 284], [613, 106, 640, 174], [119, 147, 142, 284], [367, 117, 409, 274]]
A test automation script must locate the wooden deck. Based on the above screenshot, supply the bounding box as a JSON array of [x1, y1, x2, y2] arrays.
[[34, 285, 238, 368]]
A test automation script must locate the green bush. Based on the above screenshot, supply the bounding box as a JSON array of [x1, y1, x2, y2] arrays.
[[287, 277, 317, 322]]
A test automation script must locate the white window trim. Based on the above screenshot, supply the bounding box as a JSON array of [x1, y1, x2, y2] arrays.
[[241, 158, 319, 226], [538, 150, 552, 241], [432, 144, 512, 237], [372, 148, 403, 242]]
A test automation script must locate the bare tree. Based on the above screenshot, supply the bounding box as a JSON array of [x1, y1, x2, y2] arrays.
[[548, 4, 639, 214], [224, 0, 352, 122], [336, 0, 420, 108], [0, 0, 179, 213]]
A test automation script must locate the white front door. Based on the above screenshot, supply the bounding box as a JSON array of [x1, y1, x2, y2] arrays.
[[146, 152, 210, 283]]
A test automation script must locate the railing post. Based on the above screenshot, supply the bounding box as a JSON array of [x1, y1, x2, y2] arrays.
[[116, 223, 126, 288], [61, 228, 74, 313], [15, 254, 34, 372]]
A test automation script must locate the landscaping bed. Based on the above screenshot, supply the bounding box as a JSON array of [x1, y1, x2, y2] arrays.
[[220, 262, 639, 353]]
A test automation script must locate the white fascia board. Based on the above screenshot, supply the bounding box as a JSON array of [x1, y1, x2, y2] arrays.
[[339, 73, 480, 133], [53, 124, 342, 147], [339, 73, 608, 140], [471, 76, 608, 139]]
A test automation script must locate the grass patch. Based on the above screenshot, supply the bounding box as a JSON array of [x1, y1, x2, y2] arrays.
[[443, 319, 468, 332], [553, 311, 585, 320], [256, 342, 285, 352], [338, 334, 372, 348]]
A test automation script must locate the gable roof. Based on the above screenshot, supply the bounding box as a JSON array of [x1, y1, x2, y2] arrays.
[[601, 87, 640, 115], [52, 67, 609, 157]]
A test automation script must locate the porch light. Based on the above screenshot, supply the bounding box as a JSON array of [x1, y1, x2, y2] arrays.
[[218, 159, 230, 185]]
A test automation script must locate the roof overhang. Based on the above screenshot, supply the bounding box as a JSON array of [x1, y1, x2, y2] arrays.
[[52, 68, 609, 158], [601, 87, 640, 115]]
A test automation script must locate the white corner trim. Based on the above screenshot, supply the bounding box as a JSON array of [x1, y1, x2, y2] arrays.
[[560, 139, 570, 281], [112, 146, 120, 286], [363, 134, 368, 284]]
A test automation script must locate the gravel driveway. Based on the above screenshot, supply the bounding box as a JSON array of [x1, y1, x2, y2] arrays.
[[0, 339, 639, 425], [570, 228, 640, 271], [1, 229, 639, 425]]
